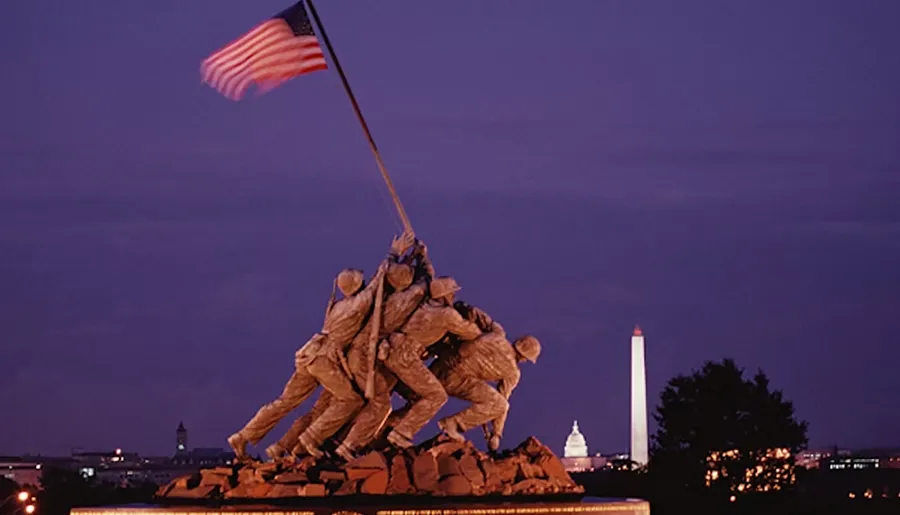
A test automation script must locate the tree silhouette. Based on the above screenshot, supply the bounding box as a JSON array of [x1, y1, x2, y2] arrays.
[[650, 358, 807, 499], [1, 477, 22, 515]]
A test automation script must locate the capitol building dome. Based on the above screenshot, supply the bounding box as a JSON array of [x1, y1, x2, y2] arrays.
[[564, 420, 589, 458]]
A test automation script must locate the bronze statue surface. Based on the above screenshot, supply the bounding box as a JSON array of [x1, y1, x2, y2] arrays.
[[158, 232, 580, 500]]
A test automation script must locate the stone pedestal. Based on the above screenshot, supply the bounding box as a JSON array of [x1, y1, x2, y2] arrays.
[[71, 498, 650, 515]]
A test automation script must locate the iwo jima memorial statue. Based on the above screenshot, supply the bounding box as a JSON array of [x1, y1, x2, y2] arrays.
[[72, 2, 649, 515]]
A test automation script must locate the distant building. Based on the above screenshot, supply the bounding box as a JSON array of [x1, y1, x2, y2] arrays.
[[795, 449, 834, 469], [72, 448, 138, 467], [170, 447, 234, 468], [169, 422, 234, 468], [564, 421, 588, 458], [0, 458, 43, 487], [560, 421, 607, 472], [824, 457, 880, 471]]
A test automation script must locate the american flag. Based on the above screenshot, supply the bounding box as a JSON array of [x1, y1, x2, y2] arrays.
[[201, 1, 327, 101]]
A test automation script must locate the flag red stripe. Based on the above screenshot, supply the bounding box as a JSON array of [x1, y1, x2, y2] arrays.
[[217, 39, 323, 98], [201, 18, 326, 100], [203, 21, 288, 83]]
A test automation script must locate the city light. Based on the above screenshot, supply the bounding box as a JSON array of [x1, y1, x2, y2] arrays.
[[25, 504, 36, 514], [17, 491, 29, 502], [704, 448, 796, 494]]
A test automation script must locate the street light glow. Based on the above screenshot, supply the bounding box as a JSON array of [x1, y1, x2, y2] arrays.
[[25, 504, 36, 514], [17, 492, 29, 502]]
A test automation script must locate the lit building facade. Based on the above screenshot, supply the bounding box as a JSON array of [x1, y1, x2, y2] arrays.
[[560, 421, 607, 472]]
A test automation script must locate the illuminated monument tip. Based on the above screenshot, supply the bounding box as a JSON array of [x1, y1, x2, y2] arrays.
[[630, 326, 649, 467], [564, 420, 589, 458]]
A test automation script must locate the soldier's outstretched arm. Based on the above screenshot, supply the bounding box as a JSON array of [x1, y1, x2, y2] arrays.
[[359, 261, 388, 299], [470, 306, 506, 337], [415, 240, 436, 279], [444, 308, 483, 341]]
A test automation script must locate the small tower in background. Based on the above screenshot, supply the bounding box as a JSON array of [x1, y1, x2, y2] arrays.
[[176, 421, 188, 454]]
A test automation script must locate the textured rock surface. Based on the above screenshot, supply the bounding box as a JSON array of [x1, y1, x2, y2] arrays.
[[156, 436, 583, 499]]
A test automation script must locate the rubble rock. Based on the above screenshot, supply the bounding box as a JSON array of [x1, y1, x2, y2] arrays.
[[237, 467, 262, 485], [266, 484, 301, 498], [438, 475, 472, 496], [494, 455, 524, 483], [333, 479, 361, 496], [429, 440, 468, 458], [437, 455, 462, 478], [458, 454, 484, 486], [346, 451, 388, 480], [360, 469, 388, 494], [511, 478, 550, 495], [272, 470, 307, 484], [537, 453, 569, 482], [386, 454, 413, 494], [411, 452, 440, 493], [300, 483, 326, 497], [519, 462, 546, 479], [347, 451, 388, 470], [199, 470, 231, 488], [155, 435, 583, 500]]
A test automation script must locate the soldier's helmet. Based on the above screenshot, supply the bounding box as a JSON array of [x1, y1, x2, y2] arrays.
[[513, 335, 541, 363], [336, 268, 364, 296], [429, 276, 461, 300], [386, 262, 414, 290]]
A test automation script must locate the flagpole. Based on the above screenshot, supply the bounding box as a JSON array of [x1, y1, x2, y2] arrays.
[[305, 0, 413, 235]]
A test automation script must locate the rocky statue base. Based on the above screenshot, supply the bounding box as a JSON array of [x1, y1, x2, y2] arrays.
[[157, 437, 583, 500]]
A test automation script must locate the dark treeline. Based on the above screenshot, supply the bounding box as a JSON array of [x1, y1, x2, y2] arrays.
[[573, 467, 900, 515]]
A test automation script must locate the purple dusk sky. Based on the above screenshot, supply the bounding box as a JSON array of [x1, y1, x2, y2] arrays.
[[1, 0, 899, 457]]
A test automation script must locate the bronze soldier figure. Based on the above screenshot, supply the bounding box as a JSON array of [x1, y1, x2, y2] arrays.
[[227, 235, 409, 459], [378, 276, 483, 448], [394, 301, 541, 452], [269, 237, 434, 460]]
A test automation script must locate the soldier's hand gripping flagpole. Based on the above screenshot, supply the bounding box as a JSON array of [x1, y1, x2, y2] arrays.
[[305, 0, 414, 236], [304, 0, 415, 400]]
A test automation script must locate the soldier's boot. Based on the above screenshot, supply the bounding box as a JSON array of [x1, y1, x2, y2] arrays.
[[265, 442, 287, 461], [334, 442, 355, 462], [227, 432, 250, 461], [387, 429, 414, 449], [297, 431, 324, 459], [438, 417, 465, 443]]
